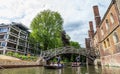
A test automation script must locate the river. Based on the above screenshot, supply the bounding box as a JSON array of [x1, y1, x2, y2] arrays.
[[0, 66, 120, 74]]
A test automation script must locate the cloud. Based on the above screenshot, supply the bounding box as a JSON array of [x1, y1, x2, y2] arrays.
[[0, 0, 111, 47], [64, 21, 84, 31]]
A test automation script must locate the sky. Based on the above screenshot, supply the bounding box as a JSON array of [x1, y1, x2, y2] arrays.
[[0, 0, 111, 47]]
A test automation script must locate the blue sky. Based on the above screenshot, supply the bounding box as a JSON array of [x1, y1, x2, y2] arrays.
[[0, 0, 111, 47]]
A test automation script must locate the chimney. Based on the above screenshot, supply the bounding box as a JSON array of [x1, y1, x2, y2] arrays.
[[85, 38, 90, 48], [93, 5, 101, 28], [89, 21, 94, 31], [89, 21, 94, 38]]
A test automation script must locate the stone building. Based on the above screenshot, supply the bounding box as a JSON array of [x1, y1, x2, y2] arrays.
[[86, 0, 120, 66], [0, 22, 40, 56]]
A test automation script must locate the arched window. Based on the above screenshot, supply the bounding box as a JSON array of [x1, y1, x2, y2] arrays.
[[105, 19, 109, 30], [113, 32, 119, 43], [110, 13, 114, 24], [107, 38, 110, 47], [104, 41, 107, 48]]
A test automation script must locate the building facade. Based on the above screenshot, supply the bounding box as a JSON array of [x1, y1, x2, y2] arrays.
[[115, 0, 120, 18], [86, 0, 120, 66], [0, 22, 40, 56], [85, 22, 97, 65]]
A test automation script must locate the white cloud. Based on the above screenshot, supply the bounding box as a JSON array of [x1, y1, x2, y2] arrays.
[[0, 0, 111, 47]]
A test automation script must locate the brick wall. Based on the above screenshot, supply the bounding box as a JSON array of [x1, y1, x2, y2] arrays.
[[99, 4, 120, 56], [85, 38, 90, 48], [116, 0, 120, 14]]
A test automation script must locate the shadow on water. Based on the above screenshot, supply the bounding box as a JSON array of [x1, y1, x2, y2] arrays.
[[0, 66, 120, 74]]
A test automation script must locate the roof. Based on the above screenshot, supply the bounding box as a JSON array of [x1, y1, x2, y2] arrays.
[[99, 0, 115, 27], [11, 22, 29, 31], [0, 23, 9, 27]]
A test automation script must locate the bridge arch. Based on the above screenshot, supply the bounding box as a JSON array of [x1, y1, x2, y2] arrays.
[[45, 53, 94, 62], [38, 46, 95, 62]]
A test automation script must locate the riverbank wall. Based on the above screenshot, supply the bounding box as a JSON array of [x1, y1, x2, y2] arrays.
[[0, 55, 44, 69], [101, 53, 120, 67], [0, 59, 42, 69]]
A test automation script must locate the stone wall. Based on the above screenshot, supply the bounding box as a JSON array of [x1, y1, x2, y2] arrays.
[[101, 53, 120, 66], [0, 60, 37, 65], [0, 59, 42, 69]]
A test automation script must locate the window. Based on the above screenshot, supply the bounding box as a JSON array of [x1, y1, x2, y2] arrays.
[[105, 19, 110, 30], [0, 28, 8, 33], [1, 42, 6, 47], [104, 41, 107, 48], [110, 13, 114, 24], [0, 35, 4, 39], [113, 32, 119, 43], [4, 34, 8, 39], [0, 42, 1, 46], [101, 27, 104, 35], [107, 38, 110, 47]]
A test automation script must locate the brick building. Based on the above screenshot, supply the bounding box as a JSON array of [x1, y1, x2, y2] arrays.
[[86, 0, 120, 66], [115, 0, 120, 18], [86, 21, 96, 57], [0, 22, 41, 56]]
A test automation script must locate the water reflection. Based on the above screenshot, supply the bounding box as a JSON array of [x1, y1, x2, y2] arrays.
[[0, 67, 41, 74], [58, 69, 61, 74], [0, 66, 120, 74], [102, 66, 120, 74], [72, 67, 81, 74]]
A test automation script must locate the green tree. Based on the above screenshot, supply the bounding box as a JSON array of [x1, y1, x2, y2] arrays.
[[30, 10, 63, 50], [28, 35, 41, 55], [70, 41, 81, 49]]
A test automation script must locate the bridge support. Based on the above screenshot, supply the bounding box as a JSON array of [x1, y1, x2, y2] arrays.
[[86, 56, 94, 65], [94, 59, 101, 66], [36, 57, 46, 65]]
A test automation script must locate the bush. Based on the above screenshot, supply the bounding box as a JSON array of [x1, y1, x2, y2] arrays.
[[6, 52, 37, 61], [13, 53, 19, 57], [21, 55, 27, 60], [6, 51, 14, 56]]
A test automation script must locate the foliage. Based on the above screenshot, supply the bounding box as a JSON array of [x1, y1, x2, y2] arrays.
[[6, 51, 14, 56], [70, 54, 74, 62], [53, 58, 57, 62], [30, 10, 63, 50], [80, 55, 86, 62], [70, 41, 81, 49], [6, 52, 37, 61], [64, 58, 69, 62]]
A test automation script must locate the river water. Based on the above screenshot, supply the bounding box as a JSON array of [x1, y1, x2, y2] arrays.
[[0, 66, 120, 74]]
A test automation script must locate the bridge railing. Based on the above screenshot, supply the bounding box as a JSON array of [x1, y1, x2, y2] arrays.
[[39, 46, 87, 60]]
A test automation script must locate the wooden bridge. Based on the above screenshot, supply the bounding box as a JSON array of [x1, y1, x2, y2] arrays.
[[37, 46, 96, 62]]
